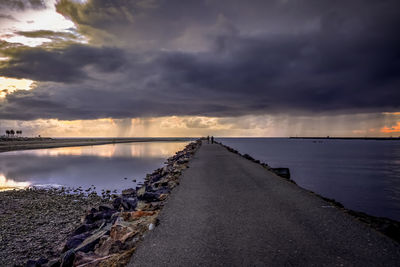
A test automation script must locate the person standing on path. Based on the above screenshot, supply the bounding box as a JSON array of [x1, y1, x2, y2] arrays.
[[207, 136, 210, 144], [211, 136, 214, 144]]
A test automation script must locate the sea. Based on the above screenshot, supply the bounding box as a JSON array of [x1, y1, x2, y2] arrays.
[[0, 141, 189, 193], [217, 138, 400, 221], [1, 138, 399, 221]]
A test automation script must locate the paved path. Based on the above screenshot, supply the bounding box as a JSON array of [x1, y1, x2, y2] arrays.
[[129, 142, 400, 266]]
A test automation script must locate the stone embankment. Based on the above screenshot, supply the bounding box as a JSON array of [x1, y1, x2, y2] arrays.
[[24, 140, 201, 267]]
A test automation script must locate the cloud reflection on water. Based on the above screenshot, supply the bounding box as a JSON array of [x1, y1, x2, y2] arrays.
[[4, 142, 187, 158], [0, 141, 188, 192], [0, 174, 30, 191]]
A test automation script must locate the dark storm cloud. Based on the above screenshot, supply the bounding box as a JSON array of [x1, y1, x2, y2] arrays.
[[0, 14, 18, 21], [55, 0, 219, 46], [0, 0, 400, 120], [0, 0, 45, 10], [0, 44, 128, 82], [16, 30, 77, 40]]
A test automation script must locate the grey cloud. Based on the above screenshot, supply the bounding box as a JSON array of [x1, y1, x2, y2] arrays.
[[16, 30, 78, 40], [0, 0, 399, 120], [0, 0, 45, 10], [0, 44, 128, 82], [183, 118, 216, 129], [0, 14, 18, 21]]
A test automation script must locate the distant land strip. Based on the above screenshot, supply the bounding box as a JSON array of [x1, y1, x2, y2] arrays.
[[0, 137, 192, 153], [290, 137, 400, 140]]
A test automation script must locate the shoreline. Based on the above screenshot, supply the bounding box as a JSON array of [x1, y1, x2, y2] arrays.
[[5, 140, 202, 266], [3, 139, 399, 266], [0, 137, 192, 153], [217, 141, 400, 243]]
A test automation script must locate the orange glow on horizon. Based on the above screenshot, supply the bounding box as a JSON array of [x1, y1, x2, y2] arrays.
[[380, 122, 400, 133], [382, 112, 400, 115]]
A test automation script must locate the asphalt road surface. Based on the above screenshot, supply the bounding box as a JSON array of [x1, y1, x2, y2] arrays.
[[129, 142, 400, 266]]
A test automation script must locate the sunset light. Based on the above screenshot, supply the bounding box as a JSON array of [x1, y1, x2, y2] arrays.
[[0, 77, 35, 98], [381, 122, 400, 134], [1, 1, 400, 266], [0, 174, 30, 191]]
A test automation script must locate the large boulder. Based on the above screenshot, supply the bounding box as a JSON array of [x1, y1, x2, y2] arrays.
[[60, 250, 75, 267], [271, 168, 291, 179], [75, 227, 111, 253], [84, 209, 116, 224], [121, 197, 138, 211], [64, 233, 91, 252], [121, 188, 136, 198], [113, 196, 138, 211], [138, 192, 161, 202]]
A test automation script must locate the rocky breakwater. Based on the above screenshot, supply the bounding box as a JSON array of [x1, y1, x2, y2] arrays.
[[26, 140, 201, 267]]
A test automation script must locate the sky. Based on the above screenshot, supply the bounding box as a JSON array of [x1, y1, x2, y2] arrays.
[[0, 0, 399, 137]]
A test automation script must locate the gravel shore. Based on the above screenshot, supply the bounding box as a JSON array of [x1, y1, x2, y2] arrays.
[[0, 188, 110, 266]]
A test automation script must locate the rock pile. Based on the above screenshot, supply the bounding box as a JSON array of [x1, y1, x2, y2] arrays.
[[25, 140, 201, 267]]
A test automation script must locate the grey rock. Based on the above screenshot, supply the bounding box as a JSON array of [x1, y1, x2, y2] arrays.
[[47, 259, 61, 267], [98, 204, 114, 211], [112, 197, 122, 210], [121, 188, 136, 198], [64, 233, 91, 251], [75, 226, 111, 253], [26, 260, 38, 267], [60, 250, 75, 267], [271, 168, 291, 179], [121, 197, 138, 211], [73, 224, 95, 236], [139, 192, 161, 202]]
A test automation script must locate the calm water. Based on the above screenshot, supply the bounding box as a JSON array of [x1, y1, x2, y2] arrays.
[[218, 138, 400, 221], [0, 141, 189, 192]]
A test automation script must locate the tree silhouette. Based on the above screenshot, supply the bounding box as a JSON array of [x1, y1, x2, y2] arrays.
[[6, 130, 10, 137]]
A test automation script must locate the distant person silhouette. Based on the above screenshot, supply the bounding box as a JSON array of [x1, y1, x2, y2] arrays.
[[207, 136, 210, 144], [211, 136, 214, 144]]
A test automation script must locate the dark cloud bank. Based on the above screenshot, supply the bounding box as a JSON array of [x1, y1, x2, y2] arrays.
[[0, 0, 400, 120], [0, 0, 45, 10]]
